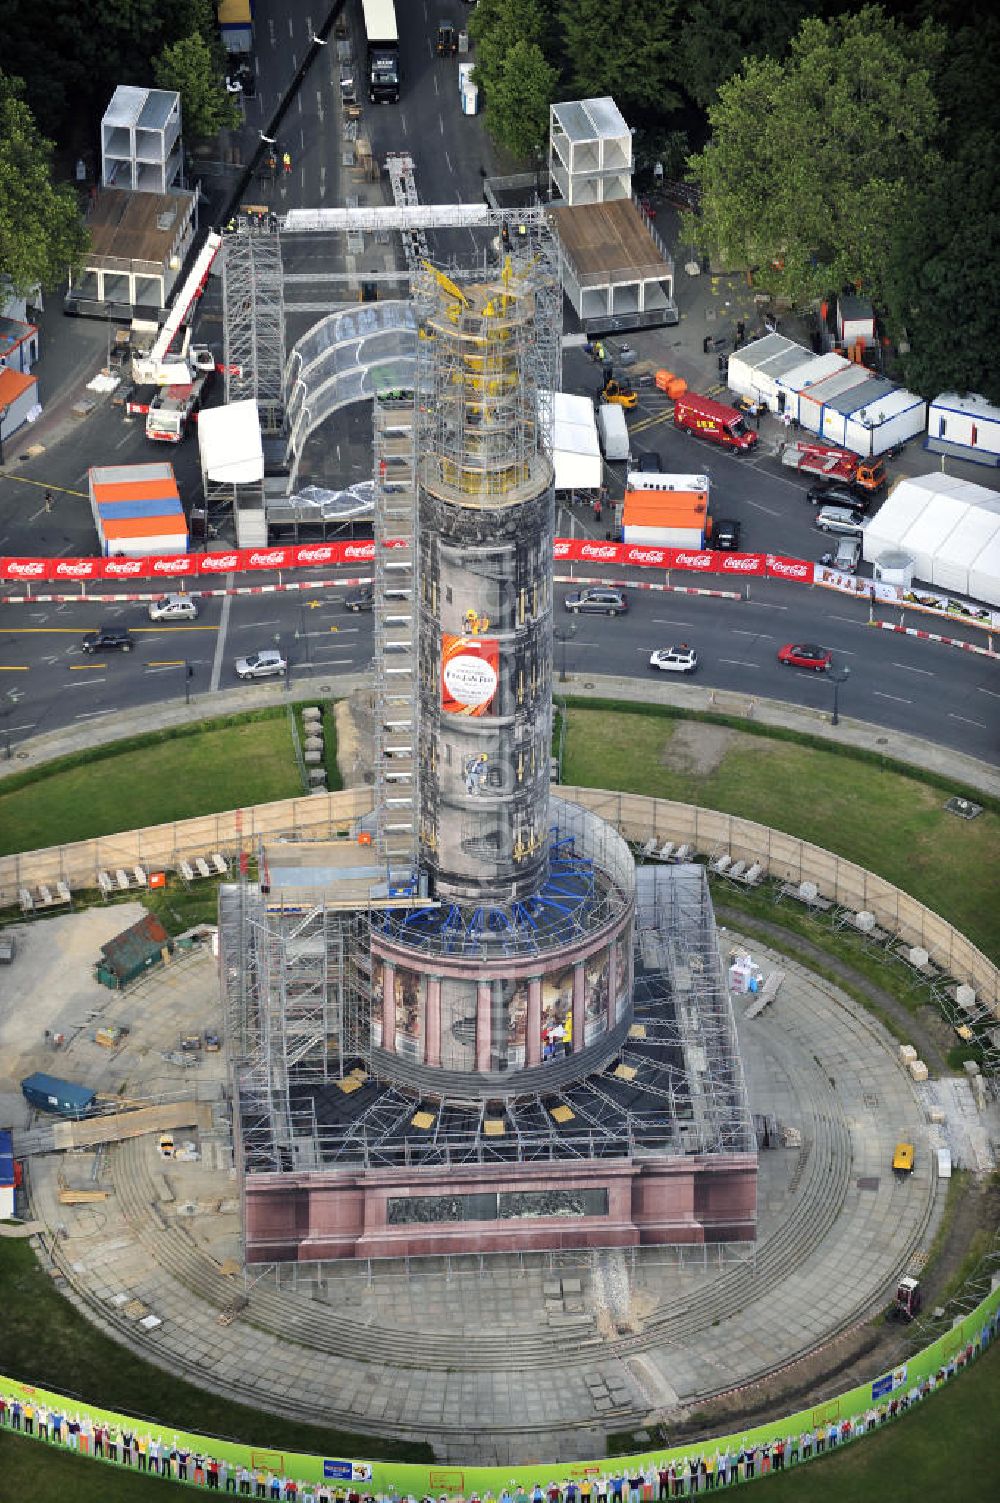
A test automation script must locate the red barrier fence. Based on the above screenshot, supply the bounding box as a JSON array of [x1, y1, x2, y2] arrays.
[[0, 541, 807, 584]]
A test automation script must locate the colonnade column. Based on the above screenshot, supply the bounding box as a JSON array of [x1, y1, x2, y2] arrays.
[[476, 980, 492, 1073], [382, 962, 396, 1054], [425, 976, 442, 1068], [572, 961, 586, 1056], [526, 978, 542, 1067]]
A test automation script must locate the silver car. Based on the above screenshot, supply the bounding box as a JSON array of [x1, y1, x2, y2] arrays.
[[815, 504, 866, 536], [147, 593, 198, 621], [235, 649, 287, 680]]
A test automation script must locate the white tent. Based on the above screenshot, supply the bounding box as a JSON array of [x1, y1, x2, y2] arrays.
[[863, 474, 1000, 606], [198, 399, 264, 485], [551, 391, 602, 492]]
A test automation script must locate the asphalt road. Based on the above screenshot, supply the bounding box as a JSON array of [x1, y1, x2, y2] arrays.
[[0, 569, 996, 762], [0, 0, 996, 765]]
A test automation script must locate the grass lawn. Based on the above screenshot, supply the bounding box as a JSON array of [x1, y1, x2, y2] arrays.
[[0, 711, 304, 857], [0, 1238, 429, 1464], [562, 705, 1000, 960]]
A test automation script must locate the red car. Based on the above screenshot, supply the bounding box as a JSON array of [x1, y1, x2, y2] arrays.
[[777, 642, 832, 672]]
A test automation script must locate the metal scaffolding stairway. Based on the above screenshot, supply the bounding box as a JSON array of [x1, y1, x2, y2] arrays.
[[372, 397, 420, 871], [221, 225, 287, 435], [385, 152, 429, 272]]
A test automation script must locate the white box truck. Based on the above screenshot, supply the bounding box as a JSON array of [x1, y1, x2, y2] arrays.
[[597, 403, 629, 461]]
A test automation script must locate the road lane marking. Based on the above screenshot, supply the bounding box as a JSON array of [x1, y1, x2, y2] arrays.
[[732, 629, 772, 638], [210, 588, 233, 693], [74, 708, 115, 719], [240, 618, 280, 628], [892, 663, 935, 676], [977, 687, 1000, 699], [652, 619, 696, 628], [948, 713, 987, 729], [743, 600, 788, 610], [872, 691, 912, 704], [147, 660, 186, 667], [68, 677, 107, 687], [0, 665, 30, 671], [69, 663, 107, 670], [829, 614, 869, 625], [743, 499, 782, 516], [719, 658, 758, 668]]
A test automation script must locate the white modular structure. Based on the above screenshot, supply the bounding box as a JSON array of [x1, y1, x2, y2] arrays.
[[863, 474, 1000, 607], [551, 391, 602, 491], [789, 362, 868, 433], [101, 86, 182, 195], [837, 296, 876, 348], [727, 334, 814, 411], [776, 359, 926, 457], [821, 381, 926, 457], [549, 97, 632, 206], [926, 393, 1000, 469]]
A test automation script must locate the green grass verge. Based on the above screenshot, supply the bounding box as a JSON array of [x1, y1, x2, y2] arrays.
[[0, 1239, 429, 1464], [562, 704, 1000, 961], [0, 710, 304, 857]]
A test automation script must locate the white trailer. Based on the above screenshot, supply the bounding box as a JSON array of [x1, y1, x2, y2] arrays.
[[926, 392, 1000, 468], [596, 403, 629, 461]]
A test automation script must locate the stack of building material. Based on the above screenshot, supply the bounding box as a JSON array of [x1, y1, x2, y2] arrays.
[[88, 462, 188, 557]]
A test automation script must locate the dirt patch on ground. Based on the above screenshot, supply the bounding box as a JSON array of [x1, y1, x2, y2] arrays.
[[334, 690, 375, 789], [661, 722, 738, 777]]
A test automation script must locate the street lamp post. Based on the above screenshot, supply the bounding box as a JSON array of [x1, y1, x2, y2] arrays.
[[555, 623, 576, 683], [0, 403, 9, 467], [829, 665, 850, 726]]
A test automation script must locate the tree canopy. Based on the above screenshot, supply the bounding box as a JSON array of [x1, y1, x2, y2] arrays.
[[483, 40, 560, 160], [676, 0, 817, 111], [558, 0, 680, 118], [154, 30, 240, 139], [0, 73, 88, 296], [689, 7, 945, 307], [0, 0, 226, 144]]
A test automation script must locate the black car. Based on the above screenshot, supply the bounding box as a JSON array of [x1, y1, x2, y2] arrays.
[[81, 626, 134, 653], [344, 585, 374, 612], [807, 482, 871, 513], [713, 518, 742, 551]]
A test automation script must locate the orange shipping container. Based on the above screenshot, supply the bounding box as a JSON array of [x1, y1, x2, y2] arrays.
[[622, 489, 707, 530], [91, 477, 180, 506], [100, 515, 188, 540]]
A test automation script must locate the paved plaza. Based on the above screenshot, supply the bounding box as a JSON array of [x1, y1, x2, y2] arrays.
[[0, 904, 946, 1464]]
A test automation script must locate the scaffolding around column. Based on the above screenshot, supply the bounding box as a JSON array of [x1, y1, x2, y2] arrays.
[[221, 224, 287, 435]]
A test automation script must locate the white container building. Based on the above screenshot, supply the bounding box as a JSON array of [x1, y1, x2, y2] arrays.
[[926, 392, 1000, 469]]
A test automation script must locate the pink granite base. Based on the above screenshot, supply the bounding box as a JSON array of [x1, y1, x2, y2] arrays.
[[244, 1154, 757, 1262]]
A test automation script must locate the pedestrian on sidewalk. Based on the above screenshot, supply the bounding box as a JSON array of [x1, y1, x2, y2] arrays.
[[44, 489, 53, 511]]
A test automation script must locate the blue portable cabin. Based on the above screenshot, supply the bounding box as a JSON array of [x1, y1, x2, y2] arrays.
[[20, 1072, 97, 1119], [0, 1127, 15, 1218]]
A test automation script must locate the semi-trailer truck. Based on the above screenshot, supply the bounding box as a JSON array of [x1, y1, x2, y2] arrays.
[[362, 0, 400, 103]]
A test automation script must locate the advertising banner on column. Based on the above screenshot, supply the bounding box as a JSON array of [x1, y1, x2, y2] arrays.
[[441, 634, 500, 717]]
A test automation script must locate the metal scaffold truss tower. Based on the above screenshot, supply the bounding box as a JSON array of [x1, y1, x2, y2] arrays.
[[221, 875, 373, 1174], [372, 394, 420, 870], [221, 224, 287, 435]]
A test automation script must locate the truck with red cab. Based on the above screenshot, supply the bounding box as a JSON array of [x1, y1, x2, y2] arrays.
[[673, 392, 758, 452], [780, 437, 885, 495]]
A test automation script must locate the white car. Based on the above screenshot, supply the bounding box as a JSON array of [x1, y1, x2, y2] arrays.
[[649, 645, 698, 674], [147, 593, 198, 621], [235, 649, 287, 680]]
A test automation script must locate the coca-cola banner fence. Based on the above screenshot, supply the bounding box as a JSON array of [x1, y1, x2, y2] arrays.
[[2, 540, 799, 583]]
